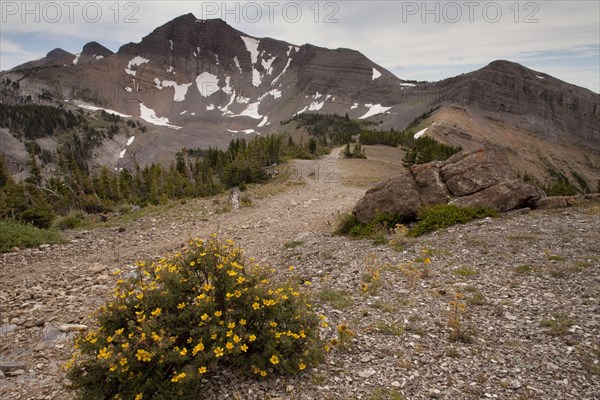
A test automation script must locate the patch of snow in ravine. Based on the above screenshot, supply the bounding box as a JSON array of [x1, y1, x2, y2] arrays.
[[125, 87, 132, 93], [126, 136, 135, 146], [206, 104, 215, 111], [196, 72, 220, 97], [314, 92, 322, 99], [351, 103, 359, 110], [262, 56, 277, 75], [251, 68, 262, 87], [227, 129, 258, 135], [238, 102, 262, 119], [234, 56, 242, 73], [294, 106, 309, 116], [309, 101, 325, 111], [258, 116, 268, 127], [222, 76, 232, 95], [241, 36, 260, 64], [180, 110, 187, 115], [73, 53, 81, 65], [94, 55, 104, 60], [158, 80, 193, 102], [119, 149, 127, 159], [372, 68, 382, 80], [139, 103, 181, 129], [76, 102, 132, 118], [400, 82, 416, 87], [125, 56, 150, 76], [166, 66, 174, 74], [414, 122, 437, 139], [236, 96, 251, 104], [536, 75, 545, 80], [169, 40, 173, 51], [272, 57, 292, 84], [359, 104, 392, 120]]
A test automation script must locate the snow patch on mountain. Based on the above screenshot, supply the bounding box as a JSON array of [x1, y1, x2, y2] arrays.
[[233, 56, 242, 73], [227, 129, 258, 135], [359, 104, 392, 119], [126, 136, 135, 146], [241, 36, 260, 64], [272, 57, 292, 84], [139, 103, 181, 129], [309, 101, 325, 111], [94, 55, 104, 60], [206, 104, 215, 111], [372, 68, 382, 80], [258, 116, 269, 127], [72, 53, 81, 65], [252, 68, 262, 87], [154, 79, 192, 101], [169, 40, 173, 51], [75, 102, 132, 118], [119, 149, 127, 159], [294, 106, 309, 116], [238, 102, 262, 119], [351, 103, 359, 110], [262, 56, 277, 75], [196, 72, 219, 97], [222, 76, 232, 95], [125, 56, 150, 76], [414, 123, 437, 139]]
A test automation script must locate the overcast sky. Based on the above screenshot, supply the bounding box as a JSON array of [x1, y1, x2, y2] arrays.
[[1, 1, 598, 92]]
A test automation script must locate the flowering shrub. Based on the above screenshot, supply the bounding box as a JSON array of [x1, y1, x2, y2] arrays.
[[66, 236, 325, 399]]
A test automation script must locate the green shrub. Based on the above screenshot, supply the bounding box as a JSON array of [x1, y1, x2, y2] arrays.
[[408, 205, 498, 237], [67, 236, 325, 400], [19, 202, 56, 229], [52, 211, 84, 230], [334, 213, 361, 235], [0, 221, 63, 252]]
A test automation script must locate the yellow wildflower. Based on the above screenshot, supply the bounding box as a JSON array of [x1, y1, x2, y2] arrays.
[[270, 355, 280, 365], [214, 347, 224, 357]]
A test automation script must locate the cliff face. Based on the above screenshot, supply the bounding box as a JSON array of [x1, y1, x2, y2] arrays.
[[435, 60, 600, 145]]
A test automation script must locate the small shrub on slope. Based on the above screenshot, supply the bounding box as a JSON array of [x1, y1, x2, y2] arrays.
[[66, 236, 325, 400], [408, 204, 498, 237]]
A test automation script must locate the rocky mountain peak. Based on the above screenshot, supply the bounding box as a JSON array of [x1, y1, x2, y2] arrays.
[[45, 48, 72, 60], [81, 41, 113, 57]]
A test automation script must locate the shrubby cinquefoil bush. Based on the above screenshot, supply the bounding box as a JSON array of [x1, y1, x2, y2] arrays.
[[66, 236, 325, 399]]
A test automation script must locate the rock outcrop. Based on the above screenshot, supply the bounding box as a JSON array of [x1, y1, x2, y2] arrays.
[[353, 147, 545, 224], [353, 174, 422, 224]]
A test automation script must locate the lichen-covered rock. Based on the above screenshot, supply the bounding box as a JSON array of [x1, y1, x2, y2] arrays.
[[353, 173, 421, 224], [441, 147, 516, 197], [410, 161, 451, 206], [450, 179, 545, 211]]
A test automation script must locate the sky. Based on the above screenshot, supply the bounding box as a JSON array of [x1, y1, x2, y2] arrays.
[[1, 1, 599, 92]]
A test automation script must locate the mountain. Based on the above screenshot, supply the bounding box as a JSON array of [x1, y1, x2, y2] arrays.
[[1, 13, 598, 189]]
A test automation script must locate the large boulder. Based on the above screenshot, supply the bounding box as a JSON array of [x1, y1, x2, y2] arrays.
[[450, 179, 545, 211], [441, 148, 515, 196], [353, 173, 422, 224], [410, 161, 451, 206]]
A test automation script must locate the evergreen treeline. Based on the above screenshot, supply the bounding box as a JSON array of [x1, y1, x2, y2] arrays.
[[281, 113, 375, 144], [0, 104, 82, 139], [281, 110, 461, 168], [0, 135, 284, 228]]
